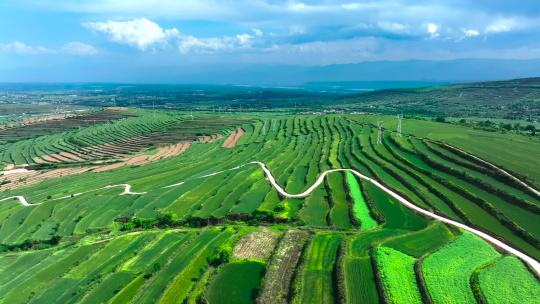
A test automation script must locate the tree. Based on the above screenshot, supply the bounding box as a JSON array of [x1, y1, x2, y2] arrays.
[[207, 246, 231, 266], [525, 124, 536, 135], [435, 116, 446, 123]]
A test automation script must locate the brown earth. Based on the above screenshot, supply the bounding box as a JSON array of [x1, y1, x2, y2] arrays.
[[0, 113, 78, 131], [222, 128, 245, 148], [233, 228, 280, 260], [93, 142, 191, 172], [257, 230, 310, 304], [0, 167, 92, 191]]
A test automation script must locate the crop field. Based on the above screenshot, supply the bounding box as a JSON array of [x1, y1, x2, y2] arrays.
[[0, 107, 539, 303], [206, 260, 266, 304], [476, 256, 540, 303], [374, 246, 422, 304], [421, 233, 501, 303]]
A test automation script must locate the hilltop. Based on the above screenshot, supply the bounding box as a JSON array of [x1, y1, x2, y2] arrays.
[[336, 77, 540, 119]]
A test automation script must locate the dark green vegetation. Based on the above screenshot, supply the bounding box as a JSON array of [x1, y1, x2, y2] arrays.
[[2, 78, 540, 120], [0, 102, 539, 303], [338, 77, 540, 119], [206, 260, 265, 304]]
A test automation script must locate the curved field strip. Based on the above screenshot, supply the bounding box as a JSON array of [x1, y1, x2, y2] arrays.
[[374, 246, 422, 304], [421, 233, 500, 303], [293, 232, 342, 304], [3, 158, 540, 275], [441, 143, 540, 197], [476, 256, 540, 304], [258, 230, 309, 304], [345, 171, 377, 230]]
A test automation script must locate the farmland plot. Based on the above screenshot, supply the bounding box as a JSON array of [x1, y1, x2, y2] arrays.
[[374, 246, 422, 304], [233, 227, 280, 260], [477, 256, 540, 304], [421, 233, 500, 303], [293, 232, 342, 304], [257, 230, 310, 304], [206, 260, 266, 304]]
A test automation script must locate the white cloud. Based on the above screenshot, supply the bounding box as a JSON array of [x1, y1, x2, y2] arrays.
[[0, 41, 54, 55], [463, 29, 480, 37], [62, 42, 98, 55], [485, 18, 518, 33], [177, 33, 255, 54], [426, 23, 439, 38], [83, 18, 179, 50], [83, 18, 261, 54], [252, 28, 263, 37], [236, 33, 254, 46], [289, 25, 306, 35], [377, 21, 407, 33]]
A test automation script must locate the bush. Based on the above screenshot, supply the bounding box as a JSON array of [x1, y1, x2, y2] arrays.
[[434, 116, 446, 123], [207, 246, 232, 267]]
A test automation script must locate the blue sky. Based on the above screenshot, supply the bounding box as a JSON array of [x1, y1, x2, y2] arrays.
[[1, 1, 540, 82]]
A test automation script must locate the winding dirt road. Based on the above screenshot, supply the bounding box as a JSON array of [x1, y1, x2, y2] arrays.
[[0, 195, 40, 206], [1, 161, 538, 275], [248, 161, 540, 276]]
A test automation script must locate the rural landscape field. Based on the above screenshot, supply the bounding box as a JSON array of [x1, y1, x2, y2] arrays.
[[2, 1, 540, 303], [0, 78, 539, 304]]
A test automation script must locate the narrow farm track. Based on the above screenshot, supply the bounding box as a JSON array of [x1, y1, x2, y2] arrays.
[[104, 184, 147, 195], [248, 161, 540, 276], [1, 160, 539, 276], [443, 143, 540, 198], [0, 195, 40, 206]]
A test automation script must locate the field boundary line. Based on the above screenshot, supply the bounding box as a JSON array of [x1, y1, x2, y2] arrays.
[[1, 160, 538, 276], [442, 143, 540, 197], [250, 161, 540, 276]]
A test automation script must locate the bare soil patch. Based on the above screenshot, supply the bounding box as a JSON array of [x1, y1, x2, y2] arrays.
[[93, 142, 191, 172], [222, 128, 245, 148], [0, 167, 91, 191], [233, 228, 280, 260], [257, 230, 310, 304]]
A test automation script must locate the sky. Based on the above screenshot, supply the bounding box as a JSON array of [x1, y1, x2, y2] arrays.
[[1, 0, 540, 83]]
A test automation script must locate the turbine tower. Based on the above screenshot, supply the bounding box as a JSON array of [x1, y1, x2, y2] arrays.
[[377, 121, 383, 144], [396, 114, 403, 137]]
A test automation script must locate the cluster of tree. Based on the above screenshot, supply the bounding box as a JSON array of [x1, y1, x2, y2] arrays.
[[117, 209, 288, 231], [0, 235, 61, 252], [207, 245, 232, 267], [432, 117, 538, 135]]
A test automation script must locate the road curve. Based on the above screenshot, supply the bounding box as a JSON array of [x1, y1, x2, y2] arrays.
[[0, 195, 41, 206], [250, 161, 540, 276], [1, 161, 538, 275], [104, 184, 147, 195]]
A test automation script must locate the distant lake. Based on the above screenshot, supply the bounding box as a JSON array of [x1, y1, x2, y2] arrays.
[[302, 81, 450, 92]]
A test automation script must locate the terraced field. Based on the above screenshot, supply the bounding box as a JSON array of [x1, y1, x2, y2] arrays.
[[1, 110, 539, 303]]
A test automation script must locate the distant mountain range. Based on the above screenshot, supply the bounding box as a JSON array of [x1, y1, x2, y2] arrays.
[[132, 59, 540, 86], [1, 58, 540, 85]]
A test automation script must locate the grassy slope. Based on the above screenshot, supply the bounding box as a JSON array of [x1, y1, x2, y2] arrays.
[[350, 114, 540, 186]]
